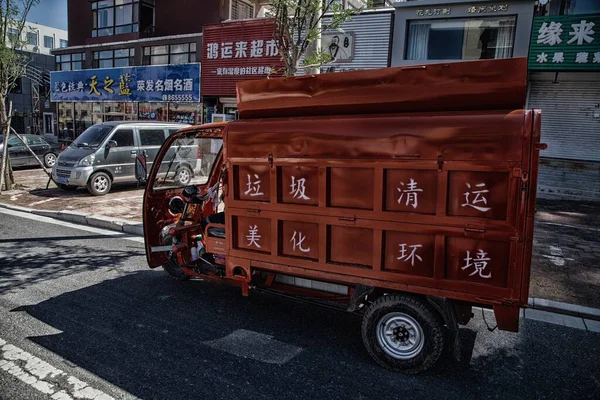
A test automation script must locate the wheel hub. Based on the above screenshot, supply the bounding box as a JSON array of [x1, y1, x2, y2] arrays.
[[376, 312, 425, 360]]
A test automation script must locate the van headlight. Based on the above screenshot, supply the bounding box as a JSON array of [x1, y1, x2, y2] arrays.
[[78, 154, 95, 167]]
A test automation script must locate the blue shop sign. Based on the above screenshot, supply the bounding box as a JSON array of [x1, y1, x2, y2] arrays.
[[50, 63, 200, 102]]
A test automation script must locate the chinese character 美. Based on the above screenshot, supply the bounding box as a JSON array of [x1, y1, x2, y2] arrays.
[[265, 39, 279, 57], [183, 78, 193, 91], [397, 243, 423, 267], [462, 249, 492, 279], [290, 176, 310, 200], [594, 52, 600, 63], [290, 231, 311, 253], [567, 20, 595, 45], [221, 42, 233, 58], [68, 82, 76, 92], [119, 73, 131, 96], [462, 182, 492, 212], [244, 174, 264, 197], [89, 76, 101, 96], [575, 52, 589, 64], [468, 6, 476, 13], [397, 178, 423, 209], [137, 80, 145, 91], [251, 39, 264, 57], [552, 52, 564, 63], [537, 21, 563, 46], [174, 79, 183, 91], [207, 43, 219, 59], [536, 52, 548, 63], [498, 4, 508, 12], [164, 79, 174, 91], [235, 41, 248, 58], [155, 79, 164, 92], [77, 81, 85, 92], [103, 76, 114, 94], [145, 79, 155, 91], [246, 225, 262, 248]]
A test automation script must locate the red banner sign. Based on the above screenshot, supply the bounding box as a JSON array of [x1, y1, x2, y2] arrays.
[[201, 19, 284, 97]]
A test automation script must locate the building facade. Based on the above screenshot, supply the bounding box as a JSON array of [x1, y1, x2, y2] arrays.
[[14, 22, 68, 55], [527, 0, 600, 200]]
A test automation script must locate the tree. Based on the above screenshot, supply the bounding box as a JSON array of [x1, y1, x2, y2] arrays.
[[270, 0, 370, 76], [0, 0, 38, 192]]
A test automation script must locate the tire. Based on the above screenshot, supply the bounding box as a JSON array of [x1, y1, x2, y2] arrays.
[[87, 172, 112, 196], [57, 183, 78, 191], [44, 153, 57, 168], [361, 294, 445, 375], [174, 165, 192, 186], [163, 255, 191, 281]]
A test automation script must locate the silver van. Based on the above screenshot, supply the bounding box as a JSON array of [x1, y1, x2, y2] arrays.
[[52, 121, 190, 195]]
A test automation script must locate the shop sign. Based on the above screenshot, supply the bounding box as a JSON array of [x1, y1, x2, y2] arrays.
[[466, 4, 508, 13], [202, 19, 285, 97], [50, 63, 201, 102], [322, 32, 354, 62], [529, 14, 600, 71]]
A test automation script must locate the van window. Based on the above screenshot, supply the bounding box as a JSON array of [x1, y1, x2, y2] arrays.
[[139, 129, 166, 146], [72, 124, 113, 148], [111, 129, 134, 147]]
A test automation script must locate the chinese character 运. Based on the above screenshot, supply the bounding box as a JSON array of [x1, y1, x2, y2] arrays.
[[575, 52, 589, 63], [462, 182, 492, 212], [397, 243, 423, 267], [137, 80, 145, 91], [397, 178, 422, 209], [462, 249, 492, 279], [290, 176, 310, 200], [119, 73, 131, 96], [567, 20, 595, 45], [207, 43, 219, 59], [552, 52, 564, 63], [251, 40, 264, 57], [103, 76, 114, 94], [89, 76, 101, 96], [594, 52, 600, 63], [164, 79, 173, 91], [174, 79, 183, 91], [183, 78, 193, 91], [235, 41, 247, 58], [221, 42, 233, 58], [145, 79, 155, 91], [155, 79, 164, 92], [244, 174, 264, 197], [536, 52, 549, 63], [246, 225, 262, 248], [265, 39, 279, 57], [77, 81, 85, 91], [537, 21, 563, 46], [290, 231, 310, 253]]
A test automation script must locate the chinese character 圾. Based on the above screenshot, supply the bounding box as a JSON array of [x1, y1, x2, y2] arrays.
[[575, 52, 589, 64], [397, 243, 423, 267], [537, 21, 563, 46], [235, 41, 247, 58], [221, 42, 233, 58], [251, 40, 264, 57], [89, 75, 101, 96], [290, 231, 310, 253], [207, 43, 219, 59], [290, 176, 310, 200], [119, 73, 131, 96], [462, 249, 492, 279], [462, 182, 492, 212], [552, 52, 564, 63], [567, 20, 595, 45], [246, 225, 262, 248], [244, 174, 264, 197], [103, 76, 114, 94], [397, 178, 423, 209]]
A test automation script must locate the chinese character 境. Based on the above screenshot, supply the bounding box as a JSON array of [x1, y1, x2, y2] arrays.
[[244, 174, 264, 197], [575, 52, 589, 63], [290, 176, 310, 200], [246, 225, 262, 248], [235, 41, 247, 58], [251, 40, 264, 57], [207, 43, 219, 59], [290, 231, 310, 253], [537, 21, 563, 46], [462, 249, 492, 279], [567, 20, 595, 45], [462, 182, 492, 212], [397, 178, 423, 209], [221, 42, 233, 58], [119, 73, 131, 96], [397, 243, 423, 267]]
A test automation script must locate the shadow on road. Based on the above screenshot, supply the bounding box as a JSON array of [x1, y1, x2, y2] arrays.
[[12, 272, 599, 400]]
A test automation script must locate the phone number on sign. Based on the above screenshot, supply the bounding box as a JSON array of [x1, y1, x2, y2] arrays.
[[161, 94, 194, 101]]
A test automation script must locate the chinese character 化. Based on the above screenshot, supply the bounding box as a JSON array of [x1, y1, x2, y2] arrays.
[[244, 174, 264, 197], [119, 73, 131, 96], [462, 249, 492, 279], [246, 225, 262, 248], [207, 43, 219, 59], [575, 52, 589, 63], [537, 22, 563, 46], [397, 178, 422, 209], [462, 182, 492, 212], [221, 42, 233, 58], [235, 41, 247, 58], [567, 20, 595, 45], [397, 243, 423, 267], [251, 40, 264, 57], [552, 52, 564, 63], [290, 231, 311, 253], [290, 176, 310, 200], [103, 76, 114, 94]]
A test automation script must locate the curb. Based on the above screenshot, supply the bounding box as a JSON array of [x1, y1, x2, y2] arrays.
[[528, 297, 600, 322], [0, 202, 143, 237]]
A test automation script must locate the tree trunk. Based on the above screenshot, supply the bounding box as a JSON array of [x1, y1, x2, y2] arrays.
[[0, 100, 14, 193]]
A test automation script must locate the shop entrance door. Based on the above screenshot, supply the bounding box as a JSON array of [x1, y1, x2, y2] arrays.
[[43, 113, 54, 135]]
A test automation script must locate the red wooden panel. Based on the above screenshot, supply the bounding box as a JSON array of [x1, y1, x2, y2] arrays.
[[279, 166, 319, 206], [447, 171, 509, 221], [235, 165, 270, 202], [329, 226, 373, 268], [328, 167, 374, 210], [233, 216, 271, 254], [383, 231, 435, 277], [280, 221, 319, 260], [445, 237, 510, 287], [384, 169, 438, 215]]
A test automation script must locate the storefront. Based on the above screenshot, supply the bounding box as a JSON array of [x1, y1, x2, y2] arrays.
[[391, 0, 535, 65], [50, 63, 201, 142], [527, 13, 600, 200], [201, 19, 284, 122]]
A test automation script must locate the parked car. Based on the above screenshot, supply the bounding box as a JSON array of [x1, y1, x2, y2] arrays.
[[0, 134, 64, 168], [52, 121, 190, 195]]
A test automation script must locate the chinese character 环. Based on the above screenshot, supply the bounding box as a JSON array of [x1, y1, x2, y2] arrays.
[[290, 176, 310, 200], [462, 182, 492, 212], [290, 231, 310, 253], [244, 174, 264, 197], [462, 249, 492, 279], [246, 225, 262, 248], [397, 243, 423, 267]]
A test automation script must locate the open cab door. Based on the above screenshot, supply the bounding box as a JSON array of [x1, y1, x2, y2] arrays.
[[140, 124, 226, 272]]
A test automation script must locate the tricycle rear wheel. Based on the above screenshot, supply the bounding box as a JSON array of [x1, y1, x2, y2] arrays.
[[361, 294, 445, 374], [163, 255, 190, 281]]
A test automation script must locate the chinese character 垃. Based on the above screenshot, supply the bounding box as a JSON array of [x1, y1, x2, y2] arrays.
[[462, 182, 492, 212], [567, 20, 595, 45], [251, 40, 264, 57], [244, 174, 264, 197], [207, 43, 219, 59], [235, 41, 247, 58], [537, 21, 563, 46], [462, 249, 492, 279], [397, 243, 423, 267], [290, 176, 310, 200], [290, 231, 311, 253], [246, 225, 262, 248], [119, 73, 131, 96], [397, 178, 423, 209]]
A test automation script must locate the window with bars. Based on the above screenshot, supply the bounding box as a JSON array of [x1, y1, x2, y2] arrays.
[[142, 43, 197, 65], [92, 0, 140, 37], [231, 0, 254, 20], [92, 48, 135, 68], [56, 53, 86, 71]]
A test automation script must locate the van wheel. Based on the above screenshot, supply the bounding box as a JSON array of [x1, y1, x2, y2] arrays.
[[174, 166, 192, 186], [44, 153, 57, 168], [87, 172, 112, 196], [57, 183, 78, 191], [163, 255, 190, 281], [361, 294, 445, 375]]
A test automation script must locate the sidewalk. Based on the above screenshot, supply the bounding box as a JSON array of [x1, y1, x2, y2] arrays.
[[1, 168, 599, 312]]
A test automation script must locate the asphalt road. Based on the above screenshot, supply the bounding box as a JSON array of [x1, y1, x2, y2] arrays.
[[0, 209, 598, 400]]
